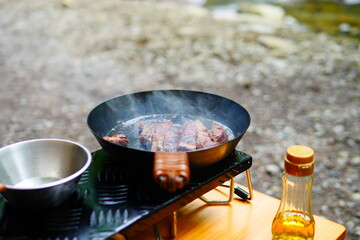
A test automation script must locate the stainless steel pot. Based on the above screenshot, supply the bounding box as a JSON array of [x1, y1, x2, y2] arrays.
[[0, 139, 92, 209]]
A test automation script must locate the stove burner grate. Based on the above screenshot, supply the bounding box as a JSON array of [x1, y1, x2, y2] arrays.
[[0, 149, 252, 240]]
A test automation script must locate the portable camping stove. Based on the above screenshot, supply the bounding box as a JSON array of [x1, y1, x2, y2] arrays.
[[0, 149, 252, 240]]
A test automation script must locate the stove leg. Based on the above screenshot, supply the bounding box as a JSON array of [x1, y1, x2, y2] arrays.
[[154, 211, 177, 239], [224, 169, 253, 201], [153, 224, 163, 240], [170, 211, 177, 238], [245, 169, 253, 200], [199, 177, 235, 204], [199, 169, 254, 203], [164, 170, 254, 237]]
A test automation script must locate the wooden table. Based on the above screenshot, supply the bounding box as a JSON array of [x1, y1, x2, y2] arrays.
[[130, 183, 346, 240]]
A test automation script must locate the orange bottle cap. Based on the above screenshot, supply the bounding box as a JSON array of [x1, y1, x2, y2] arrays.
[[286, 145, 314, 164], [285, 145, 315, 176]]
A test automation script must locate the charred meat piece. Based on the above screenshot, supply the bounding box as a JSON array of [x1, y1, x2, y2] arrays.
[[138, 121, 158, 149], [178, 121, 198, 151], [163, 124, 182, 152], [138, 120, 178, 152], [194, 120, 217, 149], [149, 121, 173, 152], [103, 134, 129, 146], [138, 121, 156, 150], [208, 123, 228, 144]]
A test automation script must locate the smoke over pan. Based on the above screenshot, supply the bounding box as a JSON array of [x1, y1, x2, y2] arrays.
[[87, 89, 250, 165]]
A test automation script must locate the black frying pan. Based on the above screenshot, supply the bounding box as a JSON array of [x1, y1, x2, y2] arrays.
[[87, 90, 250, 192]]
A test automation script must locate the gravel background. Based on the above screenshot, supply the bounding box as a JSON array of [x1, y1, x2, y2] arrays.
[[0, 0, 359, 238]]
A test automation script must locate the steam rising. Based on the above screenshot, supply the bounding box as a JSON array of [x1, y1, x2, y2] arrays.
[[90, 90, 250, 139], [106, 90, 234, 121]]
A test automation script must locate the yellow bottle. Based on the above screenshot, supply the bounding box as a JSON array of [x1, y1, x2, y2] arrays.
[[272, 145, 316, 240]]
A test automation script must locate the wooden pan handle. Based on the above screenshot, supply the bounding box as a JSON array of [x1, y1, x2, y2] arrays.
[[154, 152, 190, 192], [0, 183, 6, 192]]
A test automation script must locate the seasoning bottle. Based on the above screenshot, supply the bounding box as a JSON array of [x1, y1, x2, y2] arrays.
[[271, 145, 316, 240]]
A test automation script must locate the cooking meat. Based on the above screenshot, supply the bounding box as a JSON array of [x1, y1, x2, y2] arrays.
[[138, 121, 174, 150], [163, 124, 182, 152], [138, 121, 158, 149], [139, 120, 228, 152], [104, 118, 229, 151], [138, 119, 229, 151], [138, 120, 181, 152], [138, 121, 157, 150], [208, 123, 228, 144], [148, 121, 172, 152], [178, 121, 198, 151], [194, 120, 217, 149], [103, 134, 129, 146]]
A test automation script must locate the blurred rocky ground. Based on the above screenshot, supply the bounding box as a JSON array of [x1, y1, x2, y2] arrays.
[[0, 0, 359, 238]]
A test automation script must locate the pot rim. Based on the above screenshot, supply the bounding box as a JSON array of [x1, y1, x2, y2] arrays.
[[0, 138, 92, 190]]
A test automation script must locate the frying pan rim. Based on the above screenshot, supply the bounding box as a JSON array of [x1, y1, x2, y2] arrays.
[[87, 89, 251, 154]]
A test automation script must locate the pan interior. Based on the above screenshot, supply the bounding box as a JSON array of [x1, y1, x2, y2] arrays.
[[88, 90, 251, 154], [105, 113, 235, 151]]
